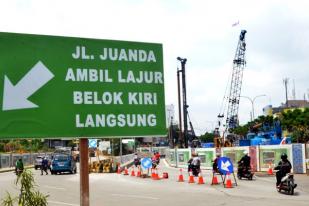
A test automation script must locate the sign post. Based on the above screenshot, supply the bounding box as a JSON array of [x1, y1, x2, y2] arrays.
[[80, 138, 89, 206], [0, 32, 165, 205]]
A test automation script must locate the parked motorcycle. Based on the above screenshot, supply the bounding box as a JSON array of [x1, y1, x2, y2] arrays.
[[277, 173, 297, 195]]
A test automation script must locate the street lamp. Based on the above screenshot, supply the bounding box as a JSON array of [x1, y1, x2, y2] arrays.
[[240, 94, 267, 121]]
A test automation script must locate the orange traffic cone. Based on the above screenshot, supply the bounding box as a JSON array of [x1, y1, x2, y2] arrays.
[[267, 163, 273, 175], [188, 170, 195, 183], [225, 172, 233, 188], [153, 168, 160, 180], [136, 166, 141, 177], [117, 164, 121, 174], [197, 172, 205, 184], [151, 168, 155, 179], [177, 168, 185, 182], [123, 167, 129, 175], [131, 167, 135, 176], [211, 173, 219, 185]]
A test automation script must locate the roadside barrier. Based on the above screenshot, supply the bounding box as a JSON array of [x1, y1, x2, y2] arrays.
[[177, 169, 184, 182]]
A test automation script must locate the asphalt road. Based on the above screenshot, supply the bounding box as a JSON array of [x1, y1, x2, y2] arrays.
[[0, 160, 308, 206]]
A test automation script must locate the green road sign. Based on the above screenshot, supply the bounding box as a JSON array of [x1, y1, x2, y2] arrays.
[[0, 32, 166, 138]]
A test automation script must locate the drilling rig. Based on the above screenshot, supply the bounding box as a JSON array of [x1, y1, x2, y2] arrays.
[[214, 30, 247, 147]]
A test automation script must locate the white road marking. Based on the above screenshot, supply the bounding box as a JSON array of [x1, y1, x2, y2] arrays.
[[44, 185, 66, 190], [111, 193, 159, 200], [48, 200, 79, 206]]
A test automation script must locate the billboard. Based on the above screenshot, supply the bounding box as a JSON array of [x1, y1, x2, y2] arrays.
[[0, 32, 165, 138]]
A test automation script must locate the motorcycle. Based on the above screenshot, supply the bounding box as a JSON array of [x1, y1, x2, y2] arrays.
[[237, 162, 254, 180], [277, 173, 297, 195]]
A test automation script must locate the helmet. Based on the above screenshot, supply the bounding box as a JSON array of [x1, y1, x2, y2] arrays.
[[243, 151, 248, 155], [281, 153, 288, 160]]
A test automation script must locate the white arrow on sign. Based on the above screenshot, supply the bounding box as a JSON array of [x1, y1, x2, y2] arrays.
[[221, 160, 231, 171], [2, 61, 54, 111]]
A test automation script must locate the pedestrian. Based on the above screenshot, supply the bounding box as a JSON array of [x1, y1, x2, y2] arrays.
[[41, 157, 49, 175], [15, 158, 24, 175]]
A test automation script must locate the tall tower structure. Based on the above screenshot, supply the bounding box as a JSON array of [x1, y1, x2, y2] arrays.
[[226, 30, 247, 131]]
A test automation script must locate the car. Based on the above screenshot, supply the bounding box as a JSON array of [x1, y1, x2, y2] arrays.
[[34, 156, 51, 170], [50, 154, 77, 175]]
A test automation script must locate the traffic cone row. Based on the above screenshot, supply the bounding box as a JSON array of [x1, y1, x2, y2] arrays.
[[122, 165, 237, 189]]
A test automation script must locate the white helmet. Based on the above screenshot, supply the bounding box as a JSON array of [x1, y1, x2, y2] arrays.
[[243, 151, 248, 155]]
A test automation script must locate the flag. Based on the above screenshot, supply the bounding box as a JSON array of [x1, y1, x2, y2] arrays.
[[232, 21, 239, 27]]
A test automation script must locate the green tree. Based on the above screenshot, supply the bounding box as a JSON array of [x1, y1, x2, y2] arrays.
[[1, 170, 48, 206], [199, 132, 215, 143]]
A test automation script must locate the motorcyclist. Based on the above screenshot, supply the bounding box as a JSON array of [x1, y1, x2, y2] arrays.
[[188, 153, 201, 176], [15, 158, 24, 175], [274, 153, 293, 188], [238, 151, 251, 176], [133, 153, 141, 167], [151, 152, 159, 169], [212, 153, 221, 173]]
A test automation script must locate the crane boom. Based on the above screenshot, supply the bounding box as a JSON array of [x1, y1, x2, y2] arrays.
[[214, 30, 247, 147]]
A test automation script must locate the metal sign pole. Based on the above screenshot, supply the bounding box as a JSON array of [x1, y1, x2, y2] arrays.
[[80, 138, 89, 206]]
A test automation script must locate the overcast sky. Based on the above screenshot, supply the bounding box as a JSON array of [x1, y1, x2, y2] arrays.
[[1, 0, 308, 135]]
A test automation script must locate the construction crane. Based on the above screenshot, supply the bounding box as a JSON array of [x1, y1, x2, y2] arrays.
[[214, 30, 247, 147]]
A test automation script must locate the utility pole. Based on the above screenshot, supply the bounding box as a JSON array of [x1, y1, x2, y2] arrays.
[[177, 57, 188, 148], [177, 68, 183, 148], [283, 78, 289, 107]]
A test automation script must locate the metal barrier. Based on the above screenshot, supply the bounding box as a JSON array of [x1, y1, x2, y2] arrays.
[[0, 152, 54, 169]]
